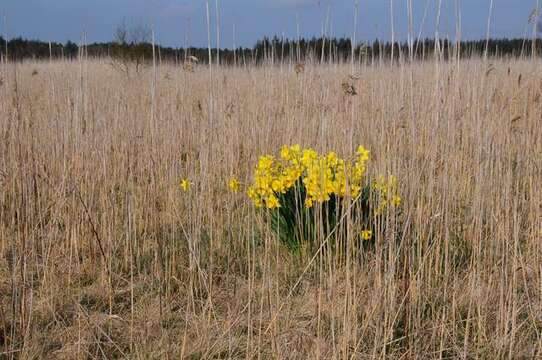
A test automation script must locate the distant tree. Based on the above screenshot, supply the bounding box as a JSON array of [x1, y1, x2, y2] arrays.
[[114, 20, 151, 46], [64, 41, 78, 59], [111, 21, 152, 76]]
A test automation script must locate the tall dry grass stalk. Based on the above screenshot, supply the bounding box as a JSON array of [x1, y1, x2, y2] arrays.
[[484, 0, 494, 61], [0, 57, 541, 358], [351, 1, 359, 73], [534, 1, 541, 57], [2, 14, 7, 64]]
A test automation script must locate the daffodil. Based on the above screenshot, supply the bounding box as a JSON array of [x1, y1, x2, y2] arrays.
[[373, 174, 401, 213], [361, 229, 372, 240], [265, 194, 280, 209], [228, 178, 240, 193], [280, 145, 291, 160], [356, 145, 370, 162], [180, 179, 191, 192]]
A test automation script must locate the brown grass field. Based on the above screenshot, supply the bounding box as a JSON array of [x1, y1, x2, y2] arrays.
[[0, 57, 541, 358]]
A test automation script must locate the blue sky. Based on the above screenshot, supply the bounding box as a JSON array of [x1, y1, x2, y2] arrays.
[[1, 1, 539, 47]]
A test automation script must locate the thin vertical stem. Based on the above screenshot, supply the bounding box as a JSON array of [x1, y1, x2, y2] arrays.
[[215, 0, 220, 67], [233, 23, 237, 67], [435, 0, 442, 61], [407, 0, 414, 62], [151, 26, 157, 142], [415, 0, 430, 58], [484, 0, 494, 61], [532, 0, 540, 58], [455, 0, 462, 64], [296, 13, 301, 63], [351, 0, 359, 72], [206, 1, 212, 74], [390, 0, 395, 65], [3, 13, 7, 64]]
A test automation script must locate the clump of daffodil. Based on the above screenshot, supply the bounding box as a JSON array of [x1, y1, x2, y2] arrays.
[[247, 154, 284, 209], [302, 150, 349, 207], [349, 145, 370, 198], [246, 144, 401, 250], [248, 145, 374, 210], [247, 145, 306, 209], [180, 179, 191, 192], [373, 175, 402, 214]]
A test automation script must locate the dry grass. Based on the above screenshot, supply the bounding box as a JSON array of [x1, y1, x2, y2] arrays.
[[0, 57, 541, 359]]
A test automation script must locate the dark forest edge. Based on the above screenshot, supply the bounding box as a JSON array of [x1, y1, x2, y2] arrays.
[[0, 35, 541, 65]]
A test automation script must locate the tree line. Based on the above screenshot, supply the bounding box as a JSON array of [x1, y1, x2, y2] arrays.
[[0, 34, 540, 66]]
